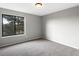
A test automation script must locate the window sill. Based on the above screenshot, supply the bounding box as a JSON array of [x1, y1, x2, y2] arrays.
[[1, 34, 25, 38]]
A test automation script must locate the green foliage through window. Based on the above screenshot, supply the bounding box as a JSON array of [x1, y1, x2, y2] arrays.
[[2, 14, 24, 37]]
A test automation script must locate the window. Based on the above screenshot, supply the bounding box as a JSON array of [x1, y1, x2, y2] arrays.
[[2, 14, 24, 37]]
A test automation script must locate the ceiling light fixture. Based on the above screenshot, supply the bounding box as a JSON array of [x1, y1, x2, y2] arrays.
[[35, 3, 43, 8]]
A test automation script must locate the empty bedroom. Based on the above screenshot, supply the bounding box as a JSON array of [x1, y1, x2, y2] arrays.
[[0, 2, 79, 56]]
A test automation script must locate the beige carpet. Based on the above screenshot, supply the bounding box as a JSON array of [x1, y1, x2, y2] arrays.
[[0, 39, 79, 56]]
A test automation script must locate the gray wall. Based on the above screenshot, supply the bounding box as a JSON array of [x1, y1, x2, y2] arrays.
[[0, 8, 42, 47], [42, 6, 79, 49]]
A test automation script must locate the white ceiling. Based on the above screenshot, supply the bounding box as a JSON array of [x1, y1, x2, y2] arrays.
[[0, 3, 79, 16]]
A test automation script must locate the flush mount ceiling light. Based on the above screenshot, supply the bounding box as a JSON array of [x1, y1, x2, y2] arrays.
[[35, 3, 43, 8]]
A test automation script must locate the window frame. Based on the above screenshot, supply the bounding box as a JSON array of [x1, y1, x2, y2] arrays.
[[2, 14, 24, 37]]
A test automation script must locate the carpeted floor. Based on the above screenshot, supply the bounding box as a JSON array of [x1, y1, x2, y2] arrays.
[[0, 39, 79, 56]]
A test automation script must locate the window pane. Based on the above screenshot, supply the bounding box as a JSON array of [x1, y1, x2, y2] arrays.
[[15, 16, 24, 34], [15, 16, 20, 34], [2, 14, 16, 36], [19, 17, 24, 34], [2, 14, 24, 37]]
